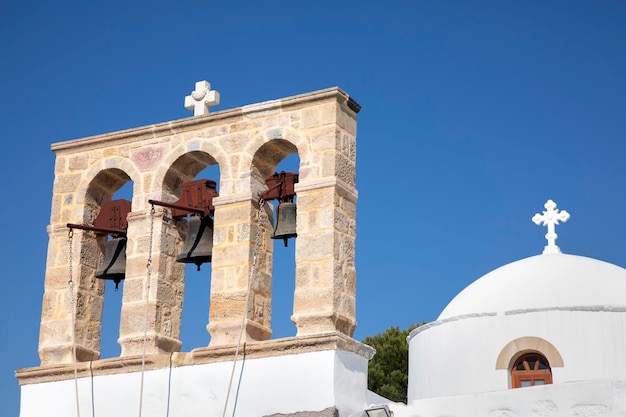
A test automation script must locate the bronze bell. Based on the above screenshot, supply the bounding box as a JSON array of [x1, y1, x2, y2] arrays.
[[95, 237, 127, 290], [177, 216, 214, 270], [272, 201, 297, 247]]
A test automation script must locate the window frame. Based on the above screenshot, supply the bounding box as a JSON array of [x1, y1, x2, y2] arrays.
[[511, 352, 553, 388]]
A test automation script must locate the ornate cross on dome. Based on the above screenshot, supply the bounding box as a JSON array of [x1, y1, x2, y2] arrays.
[[184, 80, 220, 116], [532, 199, 570, 254]]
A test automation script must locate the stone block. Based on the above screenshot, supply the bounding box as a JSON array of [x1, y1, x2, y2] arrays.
[[320, 103, 337, 126], [334, 153, 355, 186], [295, 264, 310, 288], [53, 174, 81, 194], [120, 303, 156, 334], [297, 232, 334, 260], [319, 207, 335, 229], [54, 156, 67, 175], [68, 155, 88, 171], [337, 108, 357, 134], [44, 267, 72, 289], [310, 127, 337, 151], [302, 107, 322, 129], [214, 204, 253, 224], [238, 222, 251, 241], [41, 290, 64, 320], [49, 195, 63, 222], [212, 244, 252, 268], [303, 208, 318, 232], [213, 225, 226, 245], [293, 288, 333, 312], [210, 268, 224, 290], [209, 291, 248, 318], [39, 320, 70, 346], [121, 276, 144, 301], [223, 132, 253, 153]]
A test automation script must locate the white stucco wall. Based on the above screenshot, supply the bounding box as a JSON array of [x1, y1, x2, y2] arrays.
[[20, 349, 371, 417], [391, 380, 626, 417], [408, 309, 626, 400]]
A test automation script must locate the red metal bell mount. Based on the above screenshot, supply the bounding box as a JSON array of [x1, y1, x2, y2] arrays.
[[260, 171, 298, 203], [67, 199, 132, 290], [149, 179, 218, 219], [67, 199, 131, 237]]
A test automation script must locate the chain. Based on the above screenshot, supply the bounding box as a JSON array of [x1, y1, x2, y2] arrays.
[[222, 199, 266, 417], [138, 204, 156, 417], [68, 228, 81, 417]]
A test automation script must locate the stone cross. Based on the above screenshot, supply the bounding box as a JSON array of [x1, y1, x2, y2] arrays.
[[184, 80, 220, 116], [532, 199, 570, 254]]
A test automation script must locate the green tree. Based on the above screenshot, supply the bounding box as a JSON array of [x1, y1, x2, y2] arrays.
[[362, 324, 421, 403]]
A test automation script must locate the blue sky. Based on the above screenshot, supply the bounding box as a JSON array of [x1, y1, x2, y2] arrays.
[[2, 1, 626, 415]]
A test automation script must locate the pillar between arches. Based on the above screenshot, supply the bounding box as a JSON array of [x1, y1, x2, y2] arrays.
[[292, 178, 358, 337], [207, 195, 274, 346], [118, 208, 184, 356], [38, 225, 104, 365]]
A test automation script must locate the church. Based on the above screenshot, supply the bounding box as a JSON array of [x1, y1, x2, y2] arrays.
[[15, 84, 626, 417]]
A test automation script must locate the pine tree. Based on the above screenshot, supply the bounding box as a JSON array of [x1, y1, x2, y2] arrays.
[[362, 324, 421, 403]]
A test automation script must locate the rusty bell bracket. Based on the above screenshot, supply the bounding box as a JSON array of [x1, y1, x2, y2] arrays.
[[260, 171, 299, 203], [67, 199, 131, 237], [148, 179, 219, 219]]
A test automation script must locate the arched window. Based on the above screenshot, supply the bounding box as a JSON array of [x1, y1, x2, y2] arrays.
[[511, 353, 552, 388]]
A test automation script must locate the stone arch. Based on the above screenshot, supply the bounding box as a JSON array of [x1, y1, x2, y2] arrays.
[[251, 139, 299, 186], [496, 336, 564, 370], [248, 127, 309, 175], [77, 157, 140, 207], [153, 142, 225, 201]]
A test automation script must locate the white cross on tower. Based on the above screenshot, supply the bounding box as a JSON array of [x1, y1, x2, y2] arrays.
[[184, 80, 220, 116], [532, 199, 570, 254]]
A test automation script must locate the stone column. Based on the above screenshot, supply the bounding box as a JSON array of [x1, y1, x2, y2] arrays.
[[38, 225, 104, 364], [292, 101, 358, 337], [292, 181, 357, 337], [118, 208, 184, 356], [207, 196, 274, 346]]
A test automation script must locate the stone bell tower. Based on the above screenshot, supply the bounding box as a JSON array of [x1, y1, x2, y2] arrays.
[[16, 84, 374, 417]]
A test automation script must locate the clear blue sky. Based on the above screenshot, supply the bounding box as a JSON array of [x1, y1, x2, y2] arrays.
[[2, 1, 626, 415]]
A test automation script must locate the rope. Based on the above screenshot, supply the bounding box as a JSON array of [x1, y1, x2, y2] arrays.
[[68, 228, 81, 417], [89, 361, 95, 417], [138, 204, 156, 417], [221, 199, 265, 417]]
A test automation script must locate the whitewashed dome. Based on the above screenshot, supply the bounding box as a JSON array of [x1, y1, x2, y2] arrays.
[[438, 252, 626, 320]]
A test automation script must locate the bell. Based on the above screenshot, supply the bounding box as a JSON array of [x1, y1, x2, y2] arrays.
[[95, 237, 127, 290], [271, 201, 297, 247], [177, 216, 214, 271]]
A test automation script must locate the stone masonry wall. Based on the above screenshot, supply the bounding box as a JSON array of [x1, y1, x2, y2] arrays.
[[37, 87, 360, 365]]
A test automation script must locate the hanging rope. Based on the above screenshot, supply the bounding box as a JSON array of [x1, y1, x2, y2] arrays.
[[221, 199, 266, 417], [138, 204, 156, 417], [89, 361, 95, 417], [68, 228, 81, 417]]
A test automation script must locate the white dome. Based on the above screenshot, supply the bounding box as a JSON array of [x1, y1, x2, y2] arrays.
[[438, 253, 626, 320]]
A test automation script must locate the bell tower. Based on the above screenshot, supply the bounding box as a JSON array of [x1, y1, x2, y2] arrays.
[[16, 85, 374, 417]]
